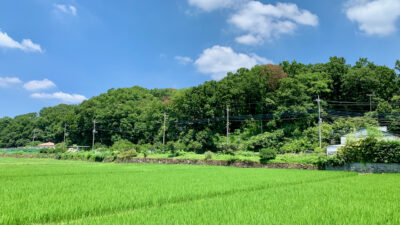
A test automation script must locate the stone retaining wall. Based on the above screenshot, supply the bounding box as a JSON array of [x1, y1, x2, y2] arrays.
[[0, 154, 317, 170], [118, 158, 318, 170], [326, 163, 400, 173]]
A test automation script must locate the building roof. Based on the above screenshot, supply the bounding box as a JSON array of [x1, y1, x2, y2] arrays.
[[38, 142, 55, 147]]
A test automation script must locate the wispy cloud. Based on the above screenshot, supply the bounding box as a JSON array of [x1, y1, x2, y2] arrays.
[[194, 45, 272, 80], [345, 0, 400, 36], [0, 77, 22, 87], [30, 92, 87, 104], [175, 56, 193, 65], [23, 79, 56, 91], [188, 0, 248, 11], [54, 4, 77, 16], [0, 31, 43, 53], [229, 1, 318, 45]]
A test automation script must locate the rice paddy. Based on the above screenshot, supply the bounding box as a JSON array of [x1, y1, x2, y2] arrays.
[[1, 157, 399, 225]]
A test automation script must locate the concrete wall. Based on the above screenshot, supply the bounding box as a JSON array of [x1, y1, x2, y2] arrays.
[[326, 163, 400, 173]]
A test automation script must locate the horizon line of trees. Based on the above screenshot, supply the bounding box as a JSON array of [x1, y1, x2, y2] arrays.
[[1, 57, 400, 150]]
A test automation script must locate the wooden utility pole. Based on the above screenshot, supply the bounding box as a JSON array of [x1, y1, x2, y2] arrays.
[[315, 96, 323, 149], [92, 120, 97, 149], [367, 94, 375, 112], [163, 113, 167, 145], [63, 123, 68, 144], [226, 106, 230, 147], [32, 128, 37, 143]]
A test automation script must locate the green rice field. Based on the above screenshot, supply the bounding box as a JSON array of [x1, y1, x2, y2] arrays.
[[1, 157, 399, 225]]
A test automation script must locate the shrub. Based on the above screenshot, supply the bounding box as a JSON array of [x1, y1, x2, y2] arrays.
[[187, 141, 203, 153], [39, 148, 49, 154], [227, 156, 239, 165], [54, 143, 67, 153], [315, 155, 344, 169], [338, 137, 400, 163], [260, 148, 277, 164], [173, 142, 186, 152], [246, 130, 284, 152], [93, 143, 108, 151], [204, 151, 214, 161], [92, 152, 106, 162], [235, 151, 254, 157], [117, 150, 138, 161], [217, 143, 237, 155], [169, 150, 185, 157], [153, 142, 167, 153], [25, 141, 41, 148], [111, 140, 135, 152]]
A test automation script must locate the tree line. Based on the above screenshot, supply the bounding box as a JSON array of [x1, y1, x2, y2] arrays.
[[1, 57, 399, 151]]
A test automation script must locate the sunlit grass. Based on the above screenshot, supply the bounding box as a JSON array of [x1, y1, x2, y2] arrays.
[[1, 157, 399, 225]]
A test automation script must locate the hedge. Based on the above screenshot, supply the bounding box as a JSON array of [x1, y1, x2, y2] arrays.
[[338, 137, 400, 163]]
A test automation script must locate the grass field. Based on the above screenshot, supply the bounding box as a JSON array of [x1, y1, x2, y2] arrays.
[[0, 158, 399, 224]]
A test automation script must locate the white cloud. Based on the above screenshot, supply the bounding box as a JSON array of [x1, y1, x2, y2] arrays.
[[23, 79, 56, 91], [228, 1, 318, 45], [31, 92, 87, 104], [0, 77, 22, 87], [345, 0, 400, 36], [175, 56, 193, 65], [194, 45, 272, 80], [235, 34, 262, 45], [188, 0, 248, 11], [54, 4, 77, 16], [0, 31, 43, 53]]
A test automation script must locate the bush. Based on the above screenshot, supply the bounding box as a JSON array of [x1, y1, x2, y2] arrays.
[[111, 140, 135, 152], [153, 142, 167, 153], [246, 130, 284, 152], [204, 151, 214, 161], [25, 141, 41, 148], [173, 142, 186, 152], [217, 143, 237, 155], [338, 137, 400, 163], [187, 140, 203, 153], [235, 151, 254, 157], [54, 143, 67, 153], [227, 156, 239, 165], [260, 148, 277, 164], [169, 150, 185, 157], [117, 150, 138, 161], [93, 143, 108, 151], [315, 155, 344, 169], [92, 152, 106, 162]]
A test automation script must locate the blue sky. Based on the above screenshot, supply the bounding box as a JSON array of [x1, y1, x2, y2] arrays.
[[0, 0, 400, 117]]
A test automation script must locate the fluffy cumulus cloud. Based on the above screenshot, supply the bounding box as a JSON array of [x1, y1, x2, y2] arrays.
[[229, 1, 318, 45], [0, 77, 21, 87], [194, 45, 272, 80], [31, 92, 87, 104], [345, 0, 400, 36], [23, 79, 56, 91], [0, 31, 42, 52], [174, 56, 193, 65], [54, 4, 77, 16], [188, 0, 248, 11]]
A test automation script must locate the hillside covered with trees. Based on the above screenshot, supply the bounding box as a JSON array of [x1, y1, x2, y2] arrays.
[[1, 57, 400, 154]]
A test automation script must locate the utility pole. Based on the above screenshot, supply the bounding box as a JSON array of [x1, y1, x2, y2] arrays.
[[315, 96, 322, 149], [163, 112, 167, 145], [367, 94, 375, 112], [63, 123, 68, 144], [32, 128, 37, 143], [226, 105, 230, 147], [92, 120, 97, 150]]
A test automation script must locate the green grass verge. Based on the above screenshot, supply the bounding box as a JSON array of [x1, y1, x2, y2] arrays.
[[146, 152, 321, 165]]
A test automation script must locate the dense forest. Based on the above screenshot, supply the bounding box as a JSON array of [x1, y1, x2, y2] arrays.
[[1, 57, 400, 153]]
